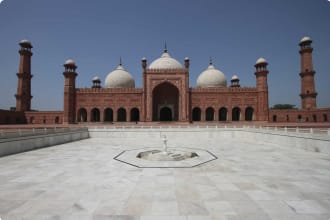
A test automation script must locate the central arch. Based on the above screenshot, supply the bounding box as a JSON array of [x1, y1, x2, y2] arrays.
[[152, 82, 179, 121]]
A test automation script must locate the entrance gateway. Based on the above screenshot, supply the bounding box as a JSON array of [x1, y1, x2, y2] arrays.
[[152, 82, 179, 121]]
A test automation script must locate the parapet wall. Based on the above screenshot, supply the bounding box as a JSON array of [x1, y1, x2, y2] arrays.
[[88, 126, 330, 154], [237, 127, 330, 154], [0, 128, 89, 157], [1, 126, 328, 157]]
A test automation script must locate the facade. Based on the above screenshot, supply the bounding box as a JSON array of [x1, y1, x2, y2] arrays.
[[64, 48, 268, 124], [0, 37, 329, 125]]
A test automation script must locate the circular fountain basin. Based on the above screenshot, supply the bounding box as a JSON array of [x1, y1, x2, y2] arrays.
[[137, 150, 198, 161]]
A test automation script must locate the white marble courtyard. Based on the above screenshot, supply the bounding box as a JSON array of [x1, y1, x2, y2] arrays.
[[0, 129, 329, 220]]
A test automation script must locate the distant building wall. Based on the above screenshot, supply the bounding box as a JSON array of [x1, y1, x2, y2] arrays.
[[190, 87, 259, 122], [25, 111, 63, 124], [0, 109, 26, 124], [75, 88, 143, 122], [269, 108, 330, 123]]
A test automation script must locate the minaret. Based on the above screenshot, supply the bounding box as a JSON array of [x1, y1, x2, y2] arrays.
[[184, 57, 190, 69], [15, 39, 33, 112], [63, 59, 78, 124], [254, 57, 269, 121], [141, 57, 147, 122], [299, 36, 317, 109]]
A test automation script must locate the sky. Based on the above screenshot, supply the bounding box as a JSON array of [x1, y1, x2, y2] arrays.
[[0, 0, 329, 111]]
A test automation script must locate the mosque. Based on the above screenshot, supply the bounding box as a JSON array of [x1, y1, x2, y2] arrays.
[[0, 37, 329, 124]]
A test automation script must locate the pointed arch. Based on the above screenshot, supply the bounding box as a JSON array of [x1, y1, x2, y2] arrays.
[[159, 107, 172, 121], [273, 115, 277, 122], [192, 107, 201, 121], [91, 108, 100, 122], [205, 107, 214, 121], [55, 116, 60, 124], [117, 108, 127, 122], [219, 107, 227, 121], [130, 108, 140, 122], [104, 108, 113, 122], [232, 107, 241, 121], [245, 107, 254, 121], [77, 108, 87, 122]]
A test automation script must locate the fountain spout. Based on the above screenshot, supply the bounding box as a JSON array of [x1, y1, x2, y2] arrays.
[[162, 135, 168, 154]]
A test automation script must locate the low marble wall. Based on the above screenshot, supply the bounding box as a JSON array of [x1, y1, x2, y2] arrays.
[[88, 127, 330, 154], [0, 128, 89, 157], [240, 128, 330, 154]]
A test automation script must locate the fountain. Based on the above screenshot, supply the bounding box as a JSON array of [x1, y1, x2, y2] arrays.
[[114, 133, 217, 168], [162, 135, 168, 154], [136, 135, 198, 161]]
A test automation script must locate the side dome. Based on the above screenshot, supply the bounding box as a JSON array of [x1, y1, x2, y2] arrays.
[[105, 64, 135, 88], [149, 49, 183, 69], [196, 63, 227, 88]]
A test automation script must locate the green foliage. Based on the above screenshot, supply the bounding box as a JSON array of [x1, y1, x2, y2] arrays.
[[271, 104, 297, 109]]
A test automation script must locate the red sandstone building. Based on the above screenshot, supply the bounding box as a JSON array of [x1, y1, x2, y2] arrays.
[[1, 37, 329, 125]]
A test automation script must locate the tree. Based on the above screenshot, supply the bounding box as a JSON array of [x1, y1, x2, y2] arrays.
[[271, 104, 297, 109]]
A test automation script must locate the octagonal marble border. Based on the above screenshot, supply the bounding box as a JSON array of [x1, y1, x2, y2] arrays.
[[114, 147, 217, 168]]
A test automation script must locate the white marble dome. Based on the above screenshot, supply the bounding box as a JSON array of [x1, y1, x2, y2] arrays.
[[196, 63, 227, 88], [300, 36, 312, 43], [256, 57, 267, 65], [149, 51, 183, 69], [105, 64, 135, 88]]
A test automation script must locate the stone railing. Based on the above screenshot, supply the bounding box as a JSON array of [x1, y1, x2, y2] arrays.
[[88, 125, 330, 136], [0, 127, 89, 157], [0, 127, 86, 139]]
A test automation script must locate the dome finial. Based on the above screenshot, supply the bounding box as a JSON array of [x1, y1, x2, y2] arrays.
[[119, 56, 122, 66], [209, 57, 213, 65], [164, 41, 168, 53]]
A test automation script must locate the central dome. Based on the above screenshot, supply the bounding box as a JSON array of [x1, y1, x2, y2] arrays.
[[105, 64, 135, 88], [149, 50, 183, 69], [196, 63, 227, 88]]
